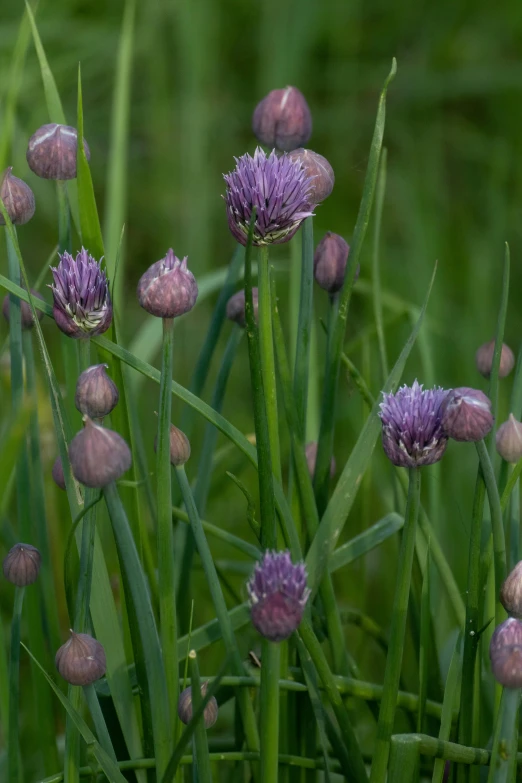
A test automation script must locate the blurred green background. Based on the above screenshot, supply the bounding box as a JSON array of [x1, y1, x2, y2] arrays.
[[1, 0, 522, 773]]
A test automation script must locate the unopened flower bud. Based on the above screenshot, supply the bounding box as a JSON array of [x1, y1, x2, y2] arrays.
[[75, 364, 119, 420], [226, 288, 259, 328], [154, 424, 191, 466], [489, 618, 522, 688], [305, 442, 335, 478], [2, 289, 45, 330], [0, 168, 35, 225], [496, 414, 522, 463], [313, 233, 351, 294], [26, 124, 90, 180], [287, 148, 334, 204], [69, 417, 132, 488], [475, 339, 515, 379], [52, 456, 66, 491], [177, 682, 218, 728], [441, 387, 493, 442], [500, 561, 522, 619], [252, 86, 312, 152], [137, 250, 198, 319], [3, 543, 41, 586], [247, 551, 311, 642], [55, 631, 106, 685]]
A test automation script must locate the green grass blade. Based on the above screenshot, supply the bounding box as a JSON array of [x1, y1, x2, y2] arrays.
[[487, 687, 520, 783], [372, 148, 389, 381], [188, 651, 213, 783], [432, 633, 462, 783], [76, 64, 104, 258], [0, 5, 32, 170], [417, 545, 430, 733], [329, 513, 404, 573]]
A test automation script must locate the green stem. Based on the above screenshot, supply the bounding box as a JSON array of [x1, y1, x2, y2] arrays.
[[487, 687, 520, 782], [56, 179, 71, 253], [370, 467, 421, 782], [174, 466, 260, 767], [258, 246, 281, 489], [372, 147, 389, 381], [157, 316, 178, 735], [188, 652, 212, 783], [8, 587, 25, 783], [293, 216, 314, 437], [83, 683, 117, 762], [103, 481, 171, 780], [500, 459, 522, 512], [260, 640, 281, 783], [298, 618, 368, 782], [388, 735, 420, 783]]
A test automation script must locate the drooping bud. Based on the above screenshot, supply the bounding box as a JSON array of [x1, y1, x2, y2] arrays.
[[69, 417, 132, 488], [75, 364, 119, 420], [305, 442, 336, 479], [55, 631, 106, 685], [52, 456, 66, 491], [252, 86, 312, 152], [247, 550, 311, 642], [50, 248, 112, 338], [137, 250, 198, 319], [2, 289, 45, 330], [475, 339, 515, 379], [3, 543, 41, 586], [496, 415, 522, 463], [441, 387, 494, 442], [177, 682, 219, 728], [287, 148, 335, 204], [154, 424, 191, 466], [489, 618, 522, 688], [226, 288, 259, 328], [313, 233, 350, 294], [379, 381, 449, 467], [0, 168, 35, 225], [26, 124, 90, 180], [500, 561, 522, 619]]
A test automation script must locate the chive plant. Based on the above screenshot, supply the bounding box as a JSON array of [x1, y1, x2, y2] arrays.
[[3, 9, 522, 783]]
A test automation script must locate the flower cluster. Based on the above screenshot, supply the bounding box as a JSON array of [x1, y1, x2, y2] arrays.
[[50, 248, 112, 338]]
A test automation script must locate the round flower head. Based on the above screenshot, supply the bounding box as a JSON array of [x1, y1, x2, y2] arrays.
[[441, 387, 493, 442], [50, 248, 112, 338], [489, 618, 522, 688], [223, 147, 315, 246], [0, 167, 35, 225], [247, 550, 310, 642], [26, 123, 90, 180], [137, 250, 198, 319], [379, 381, 449, 468], [252, 86, 312, 152]]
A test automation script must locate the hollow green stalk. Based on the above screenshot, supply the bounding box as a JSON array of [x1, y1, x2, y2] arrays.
[[370, 467, 421, 782], [188, 651, 212, 783], [487, 687, 520, 782], [56, 179, 71, 253], [83, 683, 117, 762], [8, 586, 25, 783], [157, 316, 178, 736], [174, 465, 260, 771], [372, 148, 389, 381]]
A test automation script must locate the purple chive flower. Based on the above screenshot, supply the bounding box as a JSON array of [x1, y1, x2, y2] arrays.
[[50, 248, 112, 338], [223, 147, 315, 246], [247, 551, 310, 642], [379, 381, 449, 468]]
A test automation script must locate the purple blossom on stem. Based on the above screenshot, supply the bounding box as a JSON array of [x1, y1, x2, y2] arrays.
[[223, 147, 315, 246], [50, 248, 112, 338], [379, 380, 449, 468], [247, 550, 310, 642]]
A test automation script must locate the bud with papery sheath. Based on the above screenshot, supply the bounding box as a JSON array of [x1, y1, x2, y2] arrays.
[[489, 618, 522, 688], [75, 364, 119, 420], [26, 124, 90, 180], [247, 551, 311, 642], [3, 543, 41, 586], [223, 147, 314, 246], [287, 148, 335, 204], [69, 417, 131, 488], [501, 561, 522, 619], [178, 683, 218, 728], [55, 631, 106, 685], [441, 387, 493, 442], [2, 289, 44, 330], [226, 288, 259, 328], [305, 442, 335, 478], [137, 250, 198, 319], [252, 86, 312, 152], [379, 381, 449, 467], [154, 423, 191, 466], [50, 248, 112, 338], [313, 232, 350, 294], [52, 456, 66, 491], [0, 168, 35, 225], [475, 339, 515, 379], [496, 414, 522, 463]]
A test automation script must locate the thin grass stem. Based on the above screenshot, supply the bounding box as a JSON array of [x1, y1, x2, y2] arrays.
[[8, 586, 25, 783], [188, 651, 213, 783]]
